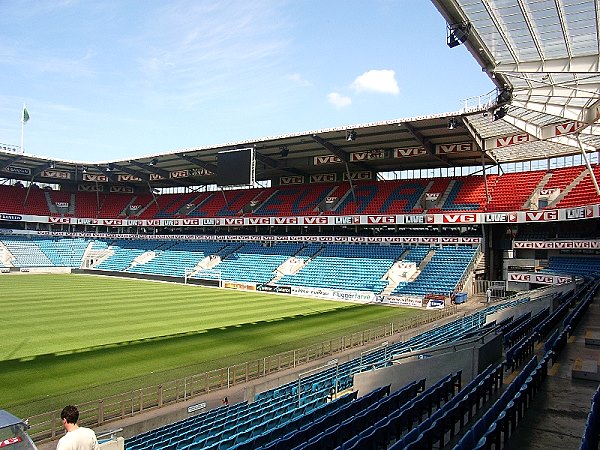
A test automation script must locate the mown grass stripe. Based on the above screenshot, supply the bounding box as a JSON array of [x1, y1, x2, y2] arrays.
[[0, 274, 424, 418]]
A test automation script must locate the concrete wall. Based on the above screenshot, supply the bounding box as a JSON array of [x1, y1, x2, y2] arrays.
[[486, 293, 555, 326], [74, 269, 220, 287], [353, 332, 502, 396], [99, 437, 124, 450]]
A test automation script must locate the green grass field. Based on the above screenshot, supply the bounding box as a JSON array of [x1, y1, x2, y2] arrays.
[[0, 274, 424, 417]]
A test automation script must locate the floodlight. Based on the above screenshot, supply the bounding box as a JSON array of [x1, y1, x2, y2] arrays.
[[493, 106, 508, 121], [447, 22, 471, 48], [346, 130, 357, 141], [496, 87, 513, 105], [279, 146, 289, 157], [448, 117, 459, 130]]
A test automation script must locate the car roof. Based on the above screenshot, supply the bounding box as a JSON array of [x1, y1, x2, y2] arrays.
[[0, 410, 25, 428]]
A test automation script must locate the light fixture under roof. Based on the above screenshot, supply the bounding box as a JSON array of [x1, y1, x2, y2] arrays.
[[493, 105, 509, 121], [448, 117, 460, 130], [447, 21, 471, 48]]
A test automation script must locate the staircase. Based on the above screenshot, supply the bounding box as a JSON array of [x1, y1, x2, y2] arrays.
[[549, 168, 590, 207], [435, 180, 456, 209], [523, 172, 553, 210]]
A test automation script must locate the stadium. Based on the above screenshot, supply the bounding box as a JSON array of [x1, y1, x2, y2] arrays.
[[2, 0, 600, 449]]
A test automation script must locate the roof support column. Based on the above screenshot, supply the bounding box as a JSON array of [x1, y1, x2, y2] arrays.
[[481, 151, 490, 203], [576, 133, 600, 195]]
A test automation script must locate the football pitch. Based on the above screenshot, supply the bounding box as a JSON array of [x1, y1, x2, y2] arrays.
[[0, 274, 424, 417]]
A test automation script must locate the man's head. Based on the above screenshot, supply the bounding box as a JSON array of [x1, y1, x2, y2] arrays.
[[60, 405, 79, 425]]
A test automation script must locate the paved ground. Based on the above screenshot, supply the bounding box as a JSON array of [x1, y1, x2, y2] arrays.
[[35, 297, 486, 450], [506, 292, 600, 449]]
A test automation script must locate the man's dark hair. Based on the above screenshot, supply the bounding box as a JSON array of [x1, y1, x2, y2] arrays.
[[60, 405, 79, 425]]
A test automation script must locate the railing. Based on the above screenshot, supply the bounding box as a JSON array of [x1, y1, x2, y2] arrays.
[[27, 306, 457, 444]]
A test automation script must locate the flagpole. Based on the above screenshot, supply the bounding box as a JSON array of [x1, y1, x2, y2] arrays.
[[21, 104, 25, 153], [21, 118, 24, 153]]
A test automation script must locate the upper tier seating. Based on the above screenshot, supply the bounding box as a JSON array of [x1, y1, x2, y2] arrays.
[[47, 190, 74, 216], [75, 192, 136, 218], [443, 176, 490, 211], [5, 165, 600, 220], [486, 170, 546, 211], [200, 188, 273, 217], [428, 176, 492, 213], [336, 180, 429, 215], [556, 165, 600, 208], [0, 185, 51, 216], [253, 184, 337, 216], [544, 165, 584, 191], [97, 193, 135, 218], [154, 192, 201, 218]]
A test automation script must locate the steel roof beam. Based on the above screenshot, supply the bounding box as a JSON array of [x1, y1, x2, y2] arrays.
[[492, 54, 600, 74], [400, 122, 436, 156], [110, 163, 149, 182], [254, 151, 279, 169], [0, 154, 23, 170], [129, 160, 171, 180], [510, 98, 589, 122], [177, 154, 217, 174], [311, 134, 349, 162]]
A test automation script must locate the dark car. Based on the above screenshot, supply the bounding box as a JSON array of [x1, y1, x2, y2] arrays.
[[0, 410, 37, 450]]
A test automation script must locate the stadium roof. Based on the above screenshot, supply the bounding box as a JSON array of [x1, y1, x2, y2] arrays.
[[433, 0, 600, 162], [1, 0, 599, 189]]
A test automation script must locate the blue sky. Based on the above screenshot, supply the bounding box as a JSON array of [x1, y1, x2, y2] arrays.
[[0, 0, 495, 163]]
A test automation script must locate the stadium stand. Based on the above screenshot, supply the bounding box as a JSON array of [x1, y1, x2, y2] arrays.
[[391, 246, 478, 297], [335, 180, 429, 215], [5, 165, 600, 221], [0, 184, 51, 216], [0, 231, 480, 301], [194, 242, 304, 284], [95, 240, 170, 272], [556, 165, 600, 208], [127, 241, 227, 278], [252, 185, 334, 216], [0, 236, 54, 267], [275, 243, 406, 293]]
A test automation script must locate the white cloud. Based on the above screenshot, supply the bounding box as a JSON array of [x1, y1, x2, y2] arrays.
[[132, 0, 291, 108], [287, 73, 312, 87], [351, 69, 399, 95], [327, 92, 352, 108]]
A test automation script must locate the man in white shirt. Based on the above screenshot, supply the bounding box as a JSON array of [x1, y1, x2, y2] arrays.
[[57, 405, 99, 450]]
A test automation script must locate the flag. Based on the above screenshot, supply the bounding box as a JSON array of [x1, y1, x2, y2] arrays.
[[22, 106, 30, 124]]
